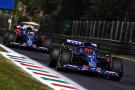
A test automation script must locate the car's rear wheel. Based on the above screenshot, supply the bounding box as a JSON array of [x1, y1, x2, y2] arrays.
[[48, 47, 61, 67], [3, 32, 16, 45], [110, 57, 123, 81], [56, 49, 72, 71]]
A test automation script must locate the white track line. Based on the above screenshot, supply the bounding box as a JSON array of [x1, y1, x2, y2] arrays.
[[0, 44, 87, 90]]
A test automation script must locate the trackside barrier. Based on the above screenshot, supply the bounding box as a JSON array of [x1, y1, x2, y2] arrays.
[[40, 18, 135, 55]]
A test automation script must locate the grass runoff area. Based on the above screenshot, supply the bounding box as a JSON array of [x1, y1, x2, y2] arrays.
[[0, 55, 52, 90]]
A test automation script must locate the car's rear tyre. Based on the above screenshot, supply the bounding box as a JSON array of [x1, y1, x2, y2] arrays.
[[56, 49, 72, 71], [3, 32, 16, 45], [110, 57, 123, 81], [48, 47, 61, 67]]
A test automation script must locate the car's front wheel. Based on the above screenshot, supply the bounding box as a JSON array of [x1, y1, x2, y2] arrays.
[[110, 57, 123, 81]]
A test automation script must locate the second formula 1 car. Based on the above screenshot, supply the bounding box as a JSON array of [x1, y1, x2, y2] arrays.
[[3, 26, 52, 51], [48, 39, 123, 81]]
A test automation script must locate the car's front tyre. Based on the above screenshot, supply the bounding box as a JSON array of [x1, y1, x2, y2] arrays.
[[110, 57, 123, 81]]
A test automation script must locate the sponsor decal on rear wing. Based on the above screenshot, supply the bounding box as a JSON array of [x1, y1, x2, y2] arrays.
[[66, 39, 98, 47], [66, 39, 82, 45]]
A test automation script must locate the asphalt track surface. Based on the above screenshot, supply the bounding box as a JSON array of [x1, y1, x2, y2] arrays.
[[0, 35, 134, 90], [7, 47, 135, 90]]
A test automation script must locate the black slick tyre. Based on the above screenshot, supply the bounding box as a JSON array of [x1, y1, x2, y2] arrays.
[[3, 32, 16, 45], [48, 47, 61, 67], [56, 49, 72, 71], [110, 57, 123, 81]]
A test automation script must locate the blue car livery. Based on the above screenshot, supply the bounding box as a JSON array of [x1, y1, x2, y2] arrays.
[[49, 39, 123, 81]]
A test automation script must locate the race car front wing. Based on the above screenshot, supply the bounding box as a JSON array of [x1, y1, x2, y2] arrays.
[[63, 64, 119, 77]]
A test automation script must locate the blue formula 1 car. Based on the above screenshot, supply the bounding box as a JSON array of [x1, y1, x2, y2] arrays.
[[48, 39, 123, 81], [3, 27, 51, 51]]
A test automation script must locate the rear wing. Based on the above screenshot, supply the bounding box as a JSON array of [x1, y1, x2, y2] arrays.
[[66, 39, 98, 47], [66, 39, 82, 45]]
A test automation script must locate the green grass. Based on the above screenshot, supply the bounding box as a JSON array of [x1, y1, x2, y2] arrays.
[[0, 48, 7, 52], [0, 55, 52, 90], [0, 10, 2, 14]]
